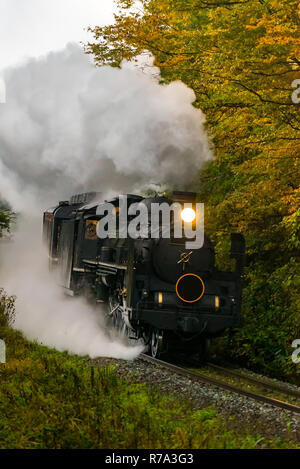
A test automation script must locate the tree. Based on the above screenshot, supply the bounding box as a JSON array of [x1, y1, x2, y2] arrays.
[[0, 211, 10, 236], [0, 200, 12, 236]]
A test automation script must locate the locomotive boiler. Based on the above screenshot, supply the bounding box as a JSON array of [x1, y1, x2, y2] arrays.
[[43, 191, 245, 360]]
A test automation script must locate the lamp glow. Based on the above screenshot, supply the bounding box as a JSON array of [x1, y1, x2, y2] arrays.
[[181, 208, 196, 223]]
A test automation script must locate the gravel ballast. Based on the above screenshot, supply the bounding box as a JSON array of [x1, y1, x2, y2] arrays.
[[91, 355, 300, 442]]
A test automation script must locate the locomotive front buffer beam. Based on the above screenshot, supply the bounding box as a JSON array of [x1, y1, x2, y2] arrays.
[[133, 308, 236, 335]]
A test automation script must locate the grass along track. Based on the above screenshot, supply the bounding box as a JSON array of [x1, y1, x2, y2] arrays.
[[139, 354, 300, 415]]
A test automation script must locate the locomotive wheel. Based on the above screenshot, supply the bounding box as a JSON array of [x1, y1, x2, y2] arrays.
[[106, 298, 123, 334], [150, 329, 164, 359], [107, 296, 136, 344]]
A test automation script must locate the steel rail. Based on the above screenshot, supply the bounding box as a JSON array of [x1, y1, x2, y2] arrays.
[[139, 354, 300, 415], [207, 362, 300, 400]]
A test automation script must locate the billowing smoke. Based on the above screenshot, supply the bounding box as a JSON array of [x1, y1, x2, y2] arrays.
[[0, 43, 212, 359], [0, 43, 212, 212]]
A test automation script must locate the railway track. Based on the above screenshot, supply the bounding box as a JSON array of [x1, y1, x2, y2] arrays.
[[206, 362, 300, 400], [139, 354, 300, 415]]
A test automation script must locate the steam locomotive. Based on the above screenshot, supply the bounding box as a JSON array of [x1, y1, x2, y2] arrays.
[[43, 191, 245, 360]]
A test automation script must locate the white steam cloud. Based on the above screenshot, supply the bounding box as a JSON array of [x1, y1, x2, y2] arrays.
[[0, 44, 212, 360], [0, 43, 212, 212]]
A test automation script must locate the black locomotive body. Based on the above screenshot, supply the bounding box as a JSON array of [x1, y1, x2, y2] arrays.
[[43, 191, 245, 359]]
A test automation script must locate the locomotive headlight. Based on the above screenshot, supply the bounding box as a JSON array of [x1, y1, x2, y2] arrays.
[[181, 208, 196, 223], [215, 296, 220, 310]]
